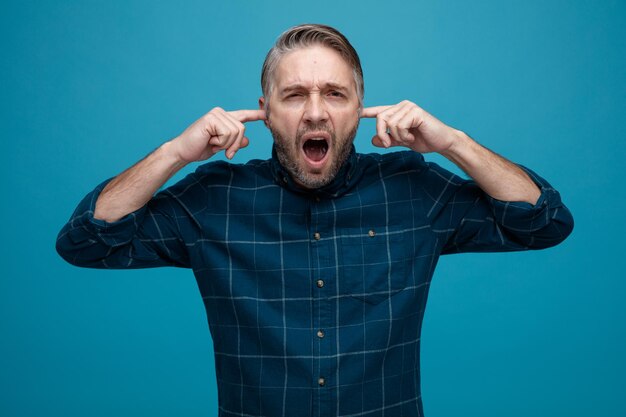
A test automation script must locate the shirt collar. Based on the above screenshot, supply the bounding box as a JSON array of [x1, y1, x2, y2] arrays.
[[269, 144, 363, 199]]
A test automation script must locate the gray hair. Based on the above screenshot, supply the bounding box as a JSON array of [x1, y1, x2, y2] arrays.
[[261, 24, 364, 104]]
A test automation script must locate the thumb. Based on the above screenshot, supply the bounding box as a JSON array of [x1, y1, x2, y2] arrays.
[[371, 135, 387, 148]]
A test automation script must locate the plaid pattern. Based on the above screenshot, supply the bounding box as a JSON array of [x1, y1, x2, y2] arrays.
[[57, 147, 573, 416]]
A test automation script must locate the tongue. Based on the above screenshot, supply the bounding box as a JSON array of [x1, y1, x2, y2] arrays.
[[303, 140, 327, 162]]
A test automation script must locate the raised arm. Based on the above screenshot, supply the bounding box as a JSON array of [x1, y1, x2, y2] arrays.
[[361, 101, 540, 204], [57, 107, 265, 269], [94, 108, 265, 222], [361, 100, 573, 252]]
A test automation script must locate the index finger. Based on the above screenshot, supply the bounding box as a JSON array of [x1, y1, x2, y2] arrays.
[[229, 109, 267, 123], [360, 106, 392, 118]]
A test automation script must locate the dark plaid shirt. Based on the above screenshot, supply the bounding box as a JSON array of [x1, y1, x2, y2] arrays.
[[57, 147, 573, 417]]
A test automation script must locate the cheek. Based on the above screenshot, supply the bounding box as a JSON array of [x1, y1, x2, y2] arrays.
[[333, 110, 360, 131], [269, 110, 300, 135]]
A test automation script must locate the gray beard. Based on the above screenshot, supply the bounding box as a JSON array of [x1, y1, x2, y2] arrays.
[[270, 121, 358, 189]]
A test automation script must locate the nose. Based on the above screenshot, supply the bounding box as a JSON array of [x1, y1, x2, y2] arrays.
[[303, 94, 329, 124]]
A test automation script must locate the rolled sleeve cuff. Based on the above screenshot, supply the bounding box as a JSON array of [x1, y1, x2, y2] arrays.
[[487, 166, 567, 233], [69, 178, 148, 247]]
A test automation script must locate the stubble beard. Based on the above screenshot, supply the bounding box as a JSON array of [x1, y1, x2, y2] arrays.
[[270, 119, 359, 189]]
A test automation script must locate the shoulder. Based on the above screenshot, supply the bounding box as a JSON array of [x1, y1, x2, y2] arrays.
[[190, 158, 274, 187], [353, 150, 468, 194], [355, 150, 428, 175], [157, 158, 274, 201]]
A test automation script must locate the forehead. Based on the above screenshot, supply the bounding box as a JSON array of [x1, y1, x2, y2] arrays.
[[273, 45, 354, 90]]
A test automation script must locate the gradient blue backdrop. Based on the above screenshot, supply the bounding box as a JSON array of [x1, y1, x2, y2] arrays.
[[2, 1, 624, 416]]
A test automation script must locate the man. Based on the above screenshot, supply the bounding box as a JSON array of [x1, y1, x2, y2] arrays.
[[57, 24, 573, 417]]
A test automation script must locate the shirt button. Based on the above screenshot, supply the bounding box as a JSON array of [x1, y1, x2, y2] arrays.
[[313, 232, 321, 240], [368, 229, 376, 237], [315, 196, 321, 202], [316, 279, 324, 288], [318, 377, 325, 387], [317, 329, 325, 338]]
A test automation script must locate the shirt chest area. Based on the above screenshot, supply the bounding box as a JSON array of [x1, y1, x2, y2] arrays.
[[191, 183, 435, 304]]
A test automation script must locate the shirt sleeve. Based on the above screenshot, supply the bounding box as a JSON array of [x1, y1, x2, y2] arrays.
[[55, 171, 204, 269], [418, 161, 574, 255]]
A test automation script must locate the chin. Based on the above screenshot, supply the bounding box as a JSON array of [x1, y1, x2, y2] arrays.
[[293, 163, 334, 189], [270, 121, 357, 190]]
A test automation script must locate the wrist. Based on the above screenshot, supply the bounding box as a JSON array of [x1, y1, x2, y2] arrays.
[[439, 129, 474, 161], [160, 140, 189, 170]]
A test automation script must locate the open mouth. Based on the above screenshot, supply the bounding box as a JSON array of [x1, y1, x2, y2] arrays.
[[302, 138, 329, 163]]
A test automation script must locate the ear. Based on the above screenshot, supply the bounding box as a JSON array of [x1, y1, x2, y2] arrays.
[[259, 97, 269, 128]]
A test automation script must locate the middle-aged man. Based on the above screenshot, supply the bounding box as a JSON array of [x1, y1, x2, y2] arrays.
[[57, 24, 574, 417]]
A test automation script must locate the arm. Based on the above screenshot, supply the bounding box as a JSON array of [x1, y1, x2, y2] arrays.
[[361, 100, 573, 251], [57, 107, 265, 268], [439, 131, 541, 205], [418, 157, 573, 253], [93, 141, 186, 223], [95, 108, 265, 222], [361, 101, 539, 205]]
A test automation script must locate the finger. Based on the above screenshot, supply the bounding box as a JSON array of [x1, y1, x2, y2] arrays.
[[223, 121, 246, 160], [387, 103, 413, 143], [206, 113, 228, 146], [225, 121, 246, 159], [401, 131, 416, 143], [399, 103, 426, 144], [229, 109, 266, 123], [397, 114, 419, 144], [371, 104, 404, 147], [212, 111, 240, 151], [371, 134, 385, 148], [204, 109, 227, 145], [375, 116, 392, 148], [360, 106, 392, 118]]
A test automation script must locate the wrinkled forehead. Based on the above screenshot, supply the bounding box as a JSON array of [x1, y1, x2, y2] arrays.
[[273, 45, 356, 92]]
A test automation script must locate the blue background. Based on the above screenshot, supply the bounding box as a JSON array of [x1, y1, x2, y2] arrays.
[[2, 0, 624, 416]]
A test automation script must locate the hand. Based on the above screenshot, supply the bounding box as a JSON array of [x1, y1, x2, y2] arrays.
[[361, 100, 459, 154], [170, 107, 266, 162]]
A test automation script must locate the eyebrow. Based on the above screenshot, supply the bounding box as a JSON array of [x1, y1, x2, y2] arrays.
[[280, 82, 350, 94]]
